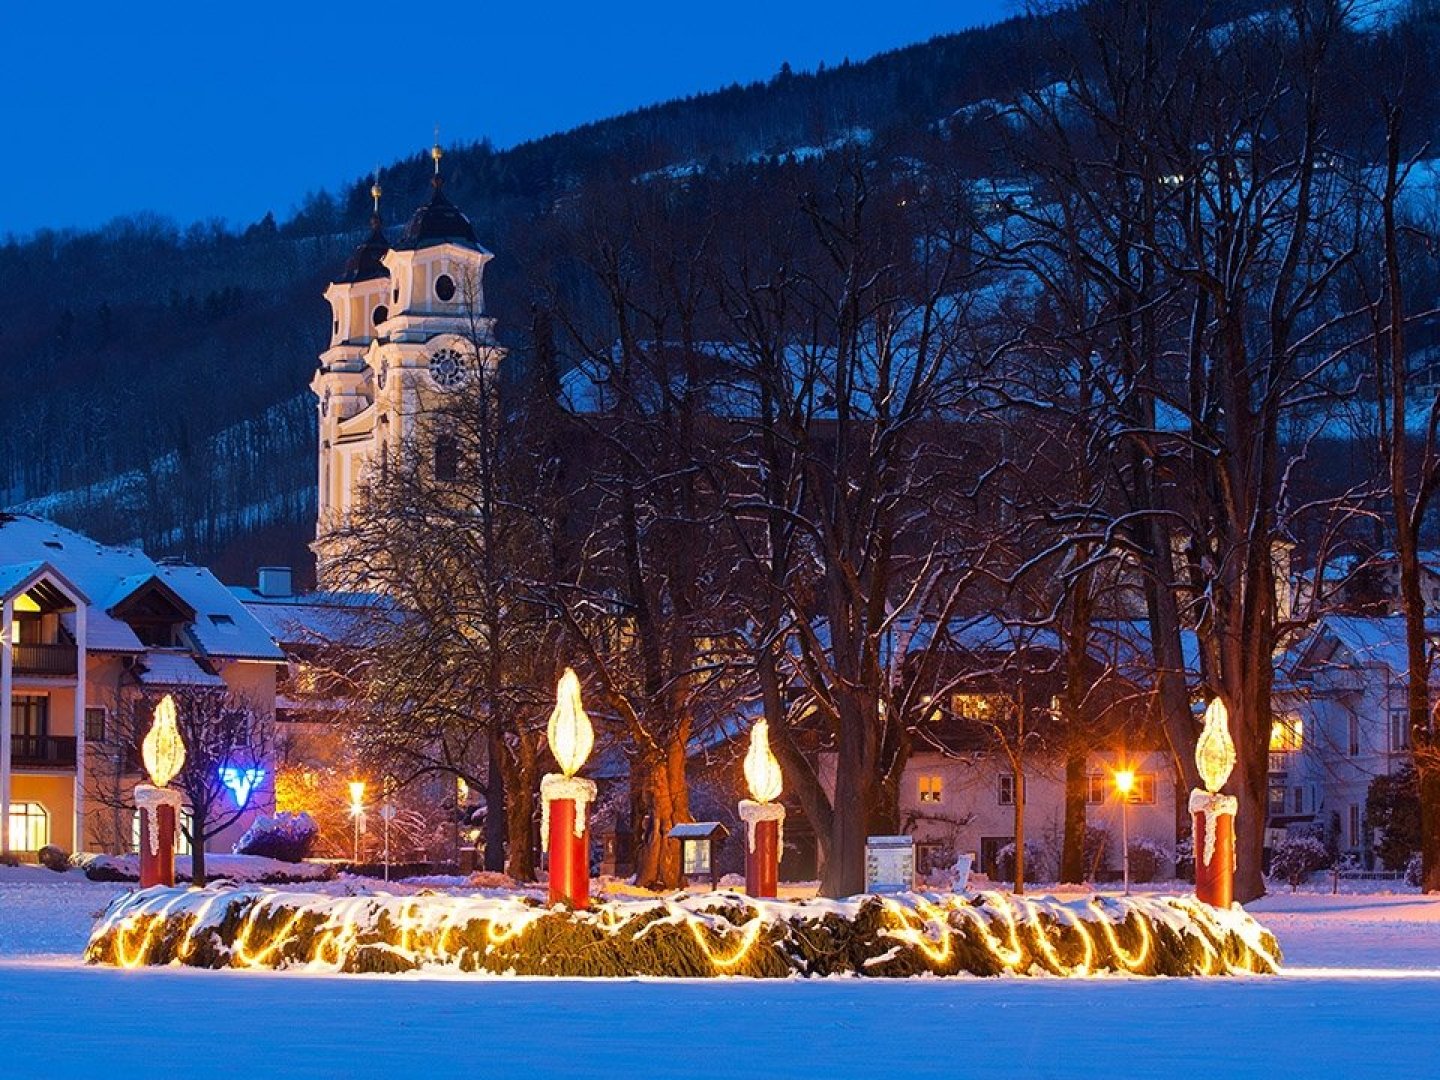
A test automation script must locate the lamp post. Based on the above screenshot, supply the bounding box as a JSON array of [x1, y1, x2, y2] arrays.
[[1113, 768, 1135, 896], [1191, 698, 1238, 908], [135, 694, 185, 889], [348, 780, 366, 865], [540, 669, 597, 907], [739, 720, 785, 898]]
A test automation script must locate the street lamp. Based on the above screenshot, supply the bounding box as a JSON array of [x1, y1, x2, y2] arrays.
[[1113, 768, 1135, 896], [348, 780, 366, 864]]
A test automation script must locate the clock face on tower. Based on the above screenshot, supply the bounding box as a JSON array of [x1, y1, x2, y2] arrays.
[[428, 347, 465, 389]]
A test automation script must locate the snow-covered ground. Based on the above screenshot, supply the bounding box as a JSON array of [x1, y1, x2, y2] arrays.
[[1, 867, 1436, 1079]]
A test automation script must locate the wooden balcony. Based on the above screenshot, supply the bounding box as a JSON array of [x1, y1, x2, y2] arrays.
[[11, 735, 77, 769], [11, 642, 78, 677]]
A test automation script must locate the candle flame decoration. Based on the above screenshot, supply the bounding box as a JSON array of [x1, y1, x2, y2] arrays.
[[744, 720, 783, 804], [141, 694, 186, 789], [547, 669, 594, 778], [1196, 697, 1236, 795]]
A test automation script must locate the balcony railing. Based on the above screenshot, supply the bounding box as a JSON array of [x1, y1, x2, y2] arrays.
[[10, 735, 77, 768], [1268, 751, 1293, 775], [11, 642, 77, 677]]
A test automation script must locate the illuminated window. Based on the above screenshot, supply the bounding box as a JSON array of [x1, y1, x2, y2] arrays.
[[997, 774, 1015, 806], [1123, 773, 1158, 805], [1270, 715, 1304, 753], [918, 775, 942, 803], [7, 802, 48, 852], [951, 693, 998, 721]]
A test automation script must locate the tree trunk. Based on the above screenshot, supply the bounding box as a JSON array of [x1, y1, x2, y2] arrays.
[[502, 731, 538, 881], [630, 737, 690, 889], [1060, 749, 1087, 883], [190, 822, 206, 886], [483, 723, 507, 872]]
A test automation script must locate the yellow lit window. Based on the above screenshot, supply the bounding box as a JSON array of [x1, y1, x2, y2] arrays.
[[951, 693, 998, 720], [1270, 716, 1303, 753], [918, 775, 943, 803]]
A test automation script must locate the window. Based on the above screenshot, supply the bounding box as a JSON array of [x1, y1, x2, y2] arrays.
[[1125, 772, 1158, 805], [1348, 804, 1362, 849], [1292, 786, 1304, 814], [951, 693, 997, 721], [1348, 715, 1360, 757], [131, 808, 194, 856], [434, 434, 460, 482], [85, 707, 106, 743], [1270, 715, 1304, 753], [8, 802, 49, 851], [371, 304, 388, 327], [1391, 710, 1412, 752], [11, 694, 48, 738], [997, 774, 1015, 806], [918, 775, 942, 804], [1085, 774, 1108, 805], [1269, 786, 1287, 815], [434, 273, 456, 302], [208, 614, 235, 627]]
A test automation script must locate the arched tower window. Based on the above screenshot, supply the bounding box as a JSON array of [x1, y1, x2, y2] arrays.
[[434, 434, 460, 482]]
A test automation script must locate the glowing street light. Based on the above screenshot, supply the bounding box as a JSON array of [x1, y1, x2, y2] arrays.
[[1114, 767, 1135, 896], [348, 780, 366, 863]]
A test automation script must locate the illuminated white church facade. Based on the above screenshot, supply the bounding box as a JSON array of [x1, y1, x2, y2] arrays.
[[311, 147, 505, 587]]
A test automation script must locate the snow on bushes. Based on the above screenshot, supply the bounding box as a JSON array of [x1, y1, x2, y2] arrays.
[[1269, 834, 1331, 891], [995, 841, 1048, 884], [233, 812, 318, 863], [86, 885, 1281, 978], [1126, 839, 1171, 884], [71, 852, 333, 884]]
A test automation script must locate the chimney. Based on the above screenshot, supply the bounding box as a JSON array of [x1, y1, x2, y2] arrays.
[[257, 567, 293, 598]]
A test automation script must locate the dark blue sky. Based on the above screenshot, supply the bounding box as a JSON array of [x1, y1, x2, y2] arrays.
[[2, 1, 1014, 237]]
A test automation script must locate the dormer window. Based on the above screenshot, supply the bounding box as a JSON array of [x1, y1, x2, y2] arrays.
[[110, 577, 196, 651]]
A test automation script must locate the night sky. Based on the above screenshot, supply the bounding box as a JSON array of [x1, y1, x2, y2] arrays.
[[2, 1, 1014, 237]]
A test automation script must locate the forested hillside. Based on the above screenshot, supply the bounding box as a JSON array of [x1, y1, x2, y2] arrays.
[[3, 0, 1436, 585]]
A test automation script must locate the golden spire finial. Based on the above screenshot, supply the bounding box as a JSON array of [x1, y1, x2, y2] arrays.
[[370, 168, 382, 215], [432, 124, 443, 175]]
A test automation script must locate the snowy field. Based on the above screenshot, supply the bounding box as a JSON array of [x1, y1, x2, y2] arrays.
[[2, 868, 1437, 1079]]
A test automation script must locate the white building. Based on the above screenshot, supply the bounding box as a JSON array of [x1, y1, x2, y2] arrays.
[[312, 146, 505, 588], [1275, 615, 1430, 860]]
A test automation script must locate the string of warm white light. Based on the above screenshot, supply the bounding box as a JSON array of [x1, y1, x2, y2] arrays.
[[88, 886, 1280, 978]]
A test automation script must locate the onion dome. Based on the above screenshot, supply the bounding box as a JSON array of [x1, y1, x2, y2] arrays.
[[393, 142, 481, 251], [336, 179, 390, 284]]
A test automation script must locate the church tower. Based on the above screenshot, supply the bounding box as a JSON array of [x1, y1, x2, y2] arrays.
[[312, 144, 505, 588]]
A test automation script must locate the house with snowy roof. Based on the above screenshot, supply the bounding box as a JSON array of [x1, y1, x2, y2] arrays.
[[1272, 615, 1436, 864], [0, 513, 286, 859]]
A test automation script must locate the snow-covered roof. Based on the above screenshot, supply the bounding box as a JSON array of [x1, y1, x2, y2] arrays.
[[230, 587, 402, 649], [0, 514, 282, 660], [1296, 615, 1440, 681], [131, 651, 228, 688]]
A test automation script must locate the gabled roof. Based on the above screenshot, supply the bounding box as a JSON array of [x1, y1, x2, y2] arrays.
[[230, 587, 403, 650], [0, 560, 89, 608], [0, 515, 282, 660]]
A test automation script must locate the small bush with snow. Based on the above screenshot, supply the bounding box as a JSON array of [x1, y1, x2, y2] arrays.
[[1405, 852, 1423, 888], [1127, 838, 1171, 884], [995, 841, 1047, 884], [37, 844, 69, 872], [233, 812, 318, 863], [1270, 834, 1331, 891]]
